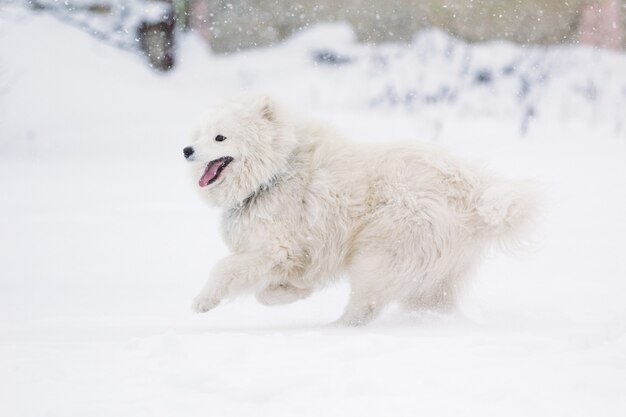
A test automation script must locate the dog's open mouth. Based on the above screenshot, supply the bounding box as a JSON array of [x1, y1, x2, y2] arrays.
[[199, 156, 234, 187]]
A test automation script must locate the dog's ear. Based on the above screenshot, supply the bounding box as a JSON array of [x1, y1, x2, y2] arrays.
[[260, 95, 274, 122]]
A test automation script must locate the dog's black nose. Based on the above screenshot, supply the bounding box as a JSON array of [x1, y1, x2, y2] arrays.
[[183, 146, 194, 159]]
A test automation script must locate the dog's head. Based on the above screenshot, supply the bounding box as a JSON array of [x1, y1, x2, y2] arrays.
[[184, 94, 296, 208]]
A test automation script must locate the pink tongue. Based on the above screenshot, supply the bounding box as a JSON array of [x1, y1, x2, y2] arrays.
[[199, 161, 221, 187]]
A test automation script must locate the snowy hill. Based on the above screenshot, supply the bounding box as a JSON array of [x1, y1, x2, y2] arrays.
[[1, 5, 626, 417], [2, 5, 625, 155]]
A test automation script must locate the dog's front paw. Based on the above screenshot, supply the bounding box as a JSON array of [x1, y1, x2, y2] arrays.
[[191, 294, 220, 313], [255, 283, 313, 306]]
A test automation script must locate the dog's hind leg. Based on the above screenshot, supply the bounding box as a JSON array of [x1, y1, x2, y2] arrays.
[[336, 295, 384, 327], [255, 283, 313, 306], [335, 253, 390, 326], [400, 280, 459, 313]]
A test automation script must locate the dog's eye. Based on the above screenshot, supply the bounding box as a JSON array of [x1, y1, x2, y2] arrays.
[[215, 134, 227, 142]]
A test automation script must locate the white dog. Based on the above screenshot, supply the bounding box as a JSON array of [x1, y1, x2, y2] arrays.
[[185, 94, 535, 326]]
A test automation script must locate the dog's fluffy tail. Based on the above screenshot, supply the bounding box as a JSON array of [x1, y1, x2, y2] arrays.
[[474, 180, 539, 249]]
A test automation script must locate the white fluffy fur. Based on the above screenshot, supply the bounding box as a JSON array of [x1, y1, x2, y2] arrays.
[[187, 94, 536, 326]]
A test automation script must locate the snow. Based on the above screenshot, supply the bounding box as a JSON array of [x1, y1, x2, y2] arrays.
[[1, 5, 626, 417], [4, 0, 173, 52]]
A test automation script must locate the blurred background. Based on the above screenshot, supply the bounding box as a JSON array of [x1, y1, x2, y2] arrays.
[[1, 0, 625, 152], [12, 0, 626, 71], [1, 2, 625, 417]]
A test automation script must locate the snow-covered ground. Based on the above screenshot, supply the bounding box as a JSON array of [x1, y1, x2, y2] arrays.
[[1, 5, 626, 417]]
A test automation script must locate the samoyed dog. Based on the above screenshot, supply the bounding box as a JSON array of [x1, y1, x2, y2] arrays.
[[184, 94, 535, 326]]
